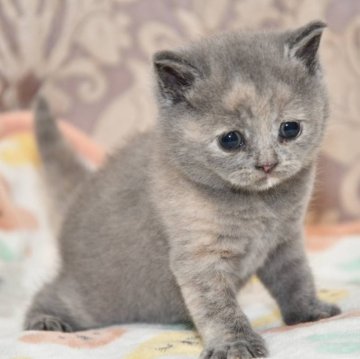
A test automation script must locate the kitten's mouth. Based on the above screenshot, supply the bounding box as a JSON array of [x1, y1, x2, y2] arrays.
[[254, 172, 282, 190], [257, 171, 275, 180], [227, 168, 284, 191]]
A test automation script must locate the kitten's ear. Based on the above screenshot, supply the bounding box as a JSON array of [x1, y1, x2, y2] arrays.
[[286, 20, 326, 74], [153, 50, 201, 103]]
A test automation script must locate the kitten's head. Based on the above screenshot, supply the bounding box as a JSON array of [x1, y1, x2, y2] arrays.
[[153, 21, 328, 191]]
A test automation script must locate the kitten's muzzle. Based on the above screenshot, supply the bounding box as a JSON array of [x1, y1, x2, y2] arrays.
[[255, 162, 278, 174]]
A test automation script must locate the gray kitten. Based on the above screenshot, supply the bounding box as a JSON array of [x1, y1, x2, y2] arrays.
[[25, 21, 340, 359]]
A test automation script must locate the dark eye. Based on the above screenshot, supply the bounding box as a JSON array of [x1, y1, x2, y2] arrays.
[[219, 131, 245, 151], [279, 121, 301, 140]]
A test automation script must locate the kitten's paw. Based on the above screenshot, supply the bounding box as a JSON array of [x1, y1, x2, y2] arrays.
[[284, 301, 341, 325], [200, 332, 268, 358], [24, 314, 73, 332]]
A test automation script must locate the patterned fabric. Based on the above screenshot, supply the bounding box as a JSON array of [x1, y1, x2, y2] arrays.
[[0, 116, 359, 358], [3, 313, 360, 358], [0, 0, 358, 224]]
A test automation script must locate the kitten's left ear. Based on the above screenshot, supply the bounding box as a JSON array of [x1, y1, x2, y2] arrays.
[[153, 50, 202, 104], [286, 20, 326, 74]]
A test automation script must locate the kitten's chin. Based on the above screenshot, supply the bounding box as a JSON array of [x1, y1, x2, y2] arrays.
[[253, 176, 282, 191], [229, 175, 283, 192]]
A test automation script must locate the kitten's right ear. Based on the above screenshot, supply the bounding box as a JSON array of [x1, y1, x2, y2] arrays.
[[153, 51, 201, 104]]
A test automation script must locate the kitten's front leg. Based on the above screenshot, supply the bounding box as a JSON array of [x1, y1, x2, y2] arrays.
[[257, 235, 340, 325], [171, 252, 268, 359]]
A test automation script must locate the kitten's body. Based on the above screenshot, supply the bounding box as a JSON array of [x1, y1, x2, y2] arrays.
[[26, 23, 340, 358], [31, 133, 188, 328]]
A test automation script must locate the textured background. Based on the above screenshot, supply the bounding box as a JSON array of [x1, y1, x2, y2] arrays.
[[0, 0, 359, 224]]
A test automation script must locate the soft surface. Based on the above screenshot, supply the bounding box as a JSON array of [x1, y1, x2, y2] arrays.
[[0, 118, 359, 358]]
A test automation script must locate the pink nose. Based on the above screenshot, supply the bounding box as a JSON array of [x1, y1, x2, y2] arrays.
[[256, 162, 278, 174]]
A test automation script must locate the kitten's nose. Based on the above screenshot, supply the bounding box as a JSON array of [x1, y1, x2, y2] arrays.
[[255, 162, 278, 174]]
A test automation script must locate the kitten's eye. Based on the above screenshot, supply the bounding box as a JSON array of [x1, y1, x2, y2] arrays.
[[219, 131, 245, 151], [279, 121, 301, 140]]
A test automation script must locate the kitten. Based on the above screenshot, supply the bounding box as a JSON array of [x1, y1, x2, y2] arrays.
[[25, 21, 340, 359]]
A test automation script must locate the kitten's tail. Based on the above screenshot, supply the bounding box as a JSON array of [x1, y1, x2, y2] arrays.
[[34, 97, 90, 223]]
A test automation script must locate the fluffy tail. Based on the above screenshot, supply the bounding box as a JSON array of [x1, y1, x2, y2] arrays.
[[34, 98, 90, 223]]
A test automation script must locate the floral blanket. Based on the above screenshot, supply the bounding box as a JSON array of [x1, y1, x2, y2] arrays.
[[0, 118, 359, 359]]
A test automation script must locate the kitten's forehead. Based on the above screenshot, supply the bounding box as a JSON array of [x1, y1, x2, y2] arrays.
[[205, 31, 285, 73], [222, 81, 257, 112], [184, 31, 309, 113], [222, 79, 293, 115]]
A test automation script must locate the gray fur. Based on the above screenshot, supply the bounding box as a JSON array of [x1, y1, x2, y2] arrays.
[[25, 21, 340, 359]]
